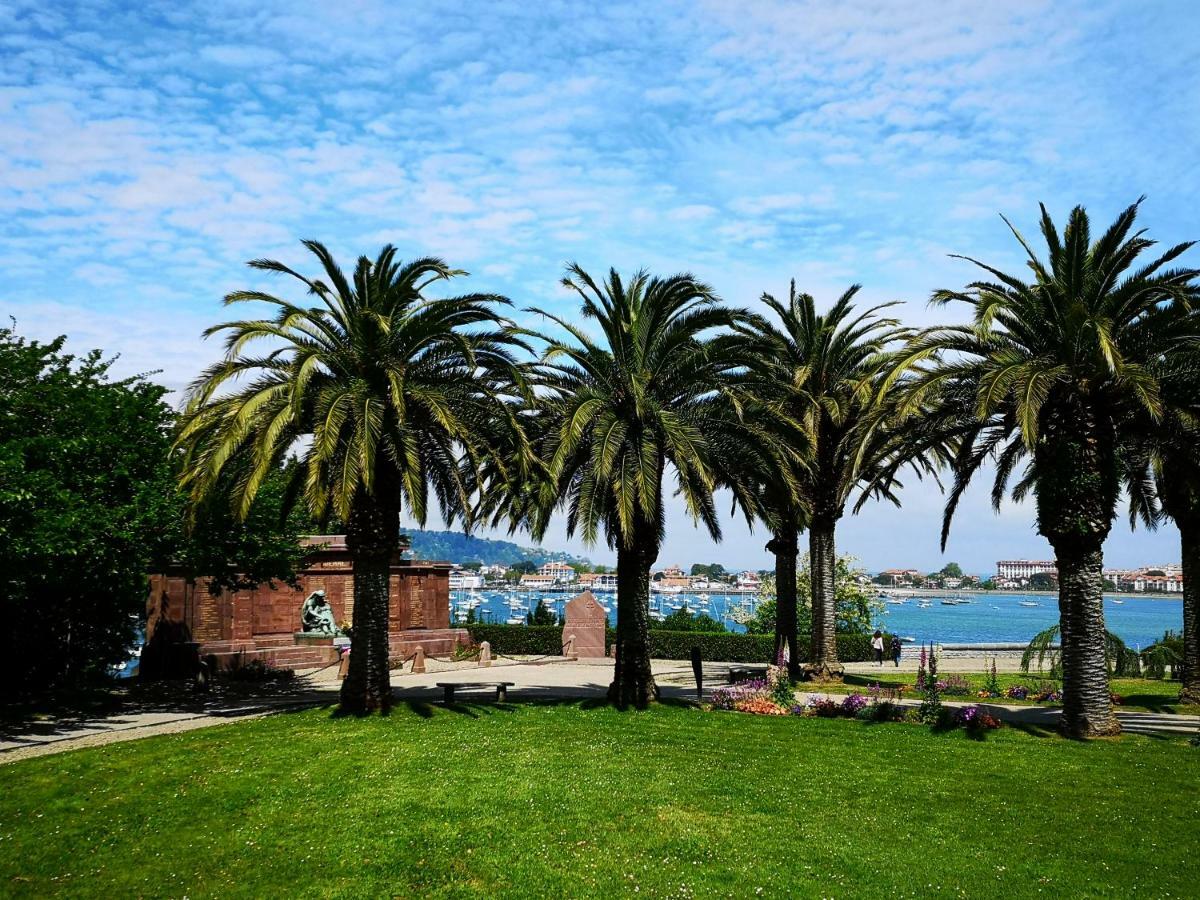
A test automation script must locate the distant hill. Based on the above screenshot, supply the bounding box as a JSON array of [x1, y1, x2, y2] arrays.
[[404, 529, 592, 568]]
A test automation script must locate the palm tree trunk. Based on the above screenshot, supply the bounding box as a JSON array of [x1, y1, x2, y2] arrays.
[[1180, 519, 1200, 704], [769, 520, 801, 680], [1054, 544, 1120, 737], [806, 518, 843, 680], [609, 519, 659, 709], [340, 491, 398, 714]]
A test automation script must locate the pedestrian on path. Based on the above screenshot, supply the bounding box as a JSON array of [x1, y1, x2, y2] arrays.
[[890, 635, 902, 667], [872, 630, 884, 665]]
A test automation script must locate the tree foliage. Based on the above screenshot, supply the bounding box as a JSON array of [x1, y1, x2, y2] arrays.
[[747, 554, 880, 635], [0, 329, 173, 691]]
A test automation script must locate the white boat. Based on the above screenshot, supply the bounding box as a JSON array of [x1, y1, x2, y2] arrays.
[[886, 598, 907, 606], [1111, 599, 1125, 605], [505, 616, 525, 625], [698, 593, 710, 601], [1019, 600, 1039, 607], [651, 583, 683, 595]]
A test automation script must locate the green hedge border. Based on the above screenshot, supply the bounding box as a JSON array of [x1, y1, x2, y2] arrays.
[[464, 624, 885, 663]]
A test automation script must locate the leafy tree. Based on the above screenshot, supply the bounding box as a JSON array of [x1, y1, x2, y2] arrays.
[[690, 563, 727, 579], [0, 329, 173, 692], [939, 562, 963, 578], [658, 607, 726, 633], [751, 555, 881, 637], [176, 243, 524, 713], [510, 560, 538, 575], [526, 599, 557, 626], [905, 199, 1199, 736], [504, 265, 760, 707], [149, 459, 310, 594]]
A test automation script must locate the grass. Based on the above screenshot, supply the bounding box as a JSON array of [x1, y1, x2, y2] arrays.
[[2, 702, 1197, 897], [809, 672, 1200, 715]]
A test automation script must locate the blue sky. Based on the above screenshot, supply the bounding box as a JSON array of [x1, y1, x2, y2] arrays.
[[4, 0, 1199, 573]]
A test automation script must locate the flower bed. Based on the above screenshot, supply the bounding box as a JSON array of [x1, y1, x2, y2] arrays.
[[710, 680, 1002, 735]]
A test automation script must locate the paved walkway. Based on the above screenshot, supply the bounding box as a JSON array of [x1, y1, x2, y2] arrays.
[[3, 657, 1196, 763]]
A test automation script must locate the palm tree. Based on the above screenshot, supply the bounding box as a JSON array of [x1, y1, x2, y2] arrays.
[[509, 265, 762, 707], [1123, 346, 1200, 703], [904, 199, 1199, 737], [737, 282, 932, 680], [175, 242, 524, 713]]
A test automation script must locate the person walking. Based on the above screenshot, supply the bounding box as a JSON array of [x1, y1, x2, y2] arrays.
[[872, 630, 884, 666], [890, 635, 902, 667]]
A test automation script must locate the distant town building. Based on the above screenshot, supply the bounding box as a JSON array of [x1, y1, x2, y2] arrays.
[[876, 568, 922, 587], [655, 564, 691, 589], [520, 573, 556, 588], [593, 573, 618, 591], [736, 570, 762, 590], [1107, 564, 1183, 593], [448, 568, 484, 590], [538, 561, 576, 584], [996, 560, 1058, 582], [479, 563, 509, 578]]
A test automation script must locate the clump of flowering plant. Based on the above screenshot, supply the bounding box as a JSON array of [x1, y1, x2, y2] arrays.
[[807, 697, 841, 718], [957, 705, 1001, 731], [941, 674, 971, 696], [766, 659, 796, 708], [734, 696, 788, 715], [983, 657, 1001, 696], [1004, 684, 1029, 700], [711, 679, 767, 711], [840, 693, 870, 716]]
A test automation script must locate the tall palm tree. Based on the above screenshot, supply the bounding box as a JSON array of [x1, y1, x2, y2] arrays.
[[737, 282, 932, 680], [509, 264, 762, 708], [175, 241, 524, 713], [1122, 343, 1200, 703], [903, 199, 1199, 737]]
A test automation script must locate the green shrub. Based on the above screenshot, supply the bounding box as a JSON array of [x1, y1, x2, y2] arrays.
[[465, 625, 566, 657], [464, 624, 886, 662]]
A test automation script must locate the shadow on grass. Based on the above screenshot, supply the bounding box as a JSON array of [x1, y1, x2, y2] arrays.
[[1118, 694, 1184, 715], [322, 694, 698, 722]]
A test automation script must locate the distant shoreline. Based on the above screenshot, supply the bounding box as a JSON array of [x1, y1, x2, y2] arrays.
[[883, 587, 1182, 602]]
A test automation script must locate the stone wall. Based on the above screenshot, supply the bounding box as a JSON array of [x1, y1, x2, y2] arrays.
[[143, 535, 465, 675]]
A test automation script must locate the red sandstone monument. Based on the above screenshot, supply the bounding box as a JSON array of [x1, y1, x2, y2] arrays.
[[561, 590, 608, 658], [143, 535, 466, 676]]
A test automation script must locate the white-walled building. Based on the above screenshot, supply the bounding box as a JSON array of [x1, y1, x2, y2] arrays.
[[448, 569, 484, 590], [538, 561, 576, 584], [996, 560, 1058, 581]]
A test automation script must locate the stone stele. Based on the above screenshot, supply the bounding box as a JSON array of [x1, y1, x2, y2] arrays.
[[561, 590, 608, 658]]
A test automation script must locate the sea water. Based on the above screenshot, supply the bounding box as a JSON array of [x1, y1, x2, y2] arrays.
[[456, 590, 1182, 649], [874, 593, 1180, 648]]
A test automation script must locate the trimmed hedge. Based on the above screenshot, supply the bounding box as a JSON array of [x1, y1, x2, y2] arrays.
[[465, 625, 565, 657], [465, 624, 883, 663]]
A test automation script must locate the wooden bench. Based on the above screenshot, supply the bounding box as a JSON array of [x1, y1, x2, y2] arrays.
[[728, 666, 769, 684], [437, 681, 516, 703]]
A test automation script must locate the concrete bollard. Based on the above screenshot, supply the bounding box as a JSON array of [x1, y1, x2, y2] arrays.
[[411, 646, 426, 674], [479, 641, 492, 667]]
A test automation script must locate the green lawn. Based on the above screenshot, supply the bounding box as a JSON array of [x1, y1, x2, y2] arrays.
[[815, 672, 1200, 715], [2, 702, 1196, 897]]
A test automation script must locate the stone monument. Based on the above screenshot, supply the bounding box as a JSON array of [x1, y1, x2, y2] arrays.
[[561, 590, 608, 659], [300, 589, 340, 635]]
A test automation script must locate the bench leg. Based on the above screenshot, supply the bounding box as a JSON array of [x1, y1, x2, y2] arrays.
[[496, 685, 507, 703], [443, 684, 455, 704]]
